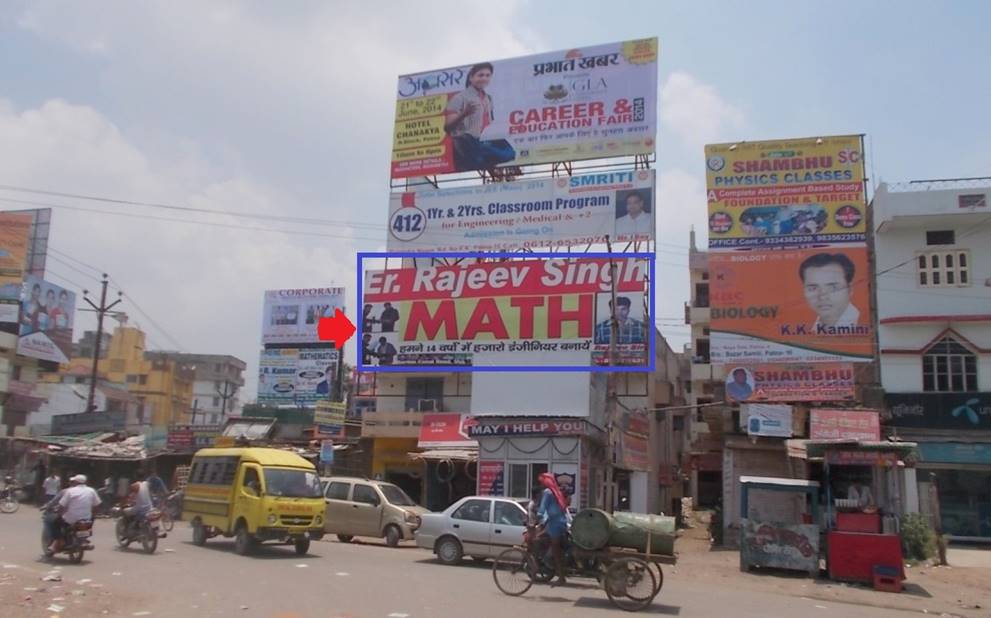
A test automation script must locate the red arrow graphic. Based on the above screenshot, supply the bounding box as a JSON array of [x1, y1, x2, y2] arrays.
[[317, 309, 355, 349]]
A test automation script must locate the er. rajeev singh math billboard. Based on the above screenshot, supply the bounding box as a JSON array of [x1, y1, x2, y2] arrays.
[[360, 256, 652, 370]]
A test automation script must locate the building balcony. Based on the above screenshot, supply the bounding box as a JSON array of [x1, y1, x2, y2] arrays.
[[874, 181, 991, 232], [691, 363, 713, 382], [361, 410, 422, 439], [688, 305, 710, 324]]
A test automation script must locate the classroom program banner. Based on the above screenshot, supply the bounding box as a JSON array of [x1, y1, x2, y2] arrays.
[[388, 170, 655, 252], [391, 38, 658, 179], [705, 135, 865, 250]]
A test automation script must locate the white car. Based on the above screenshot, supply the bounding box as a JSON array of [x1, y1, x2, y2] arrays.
[[415, 496, 528, 565]]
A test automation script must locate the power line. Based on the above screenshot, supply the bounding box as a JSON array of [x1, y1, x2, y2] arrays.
[[0, 183, 695, 254]]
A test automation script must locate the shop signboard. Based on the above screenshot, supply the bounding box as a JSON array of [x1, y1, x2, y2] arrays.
[[418, 413, 477, 448], [51, 410, 126, 435], [825, 450, 899, 466], [917, 442, 991, 465], [361, 255, 651, 370], [257, 348, 338, 407], [166, 424, 222, 449], [616, 408, 650, 471], [261, 288, 345, 345], [709, 247, 873, 363], [705, 135, 865, 250], [724, 363, 856, 403], [468, 419, 588, 438], [314, 401, 347, 439], [478, 461, 505, 496], [741, 404, 793, 437], [388, 170, 655, 252], [391, 38, 658, 179], [0, 212, 32, 328], [884, 393, 991, 430], [17, 276, 76, 363], [810, 409, 880, 441]]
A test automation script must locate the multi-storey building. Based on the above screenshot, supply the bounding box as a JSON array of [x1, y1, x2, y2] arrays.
[[874, 179, 991, 541], [146, 353, 245, 425], [684, 229, 725, 508]]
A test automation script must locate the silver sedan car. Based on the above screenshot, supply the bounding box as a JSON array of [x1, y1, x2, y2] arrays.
[[415, 496, 529, 565]]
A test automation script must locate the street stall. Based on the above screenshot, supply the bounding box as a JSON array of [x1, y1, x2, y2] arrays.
[[738, 476, 820, 576], [795, 440, 918, 588]]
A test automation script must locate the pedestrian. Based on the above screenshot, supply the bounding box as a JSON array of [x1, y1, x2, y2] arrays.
[[42, 471, 61, 505]]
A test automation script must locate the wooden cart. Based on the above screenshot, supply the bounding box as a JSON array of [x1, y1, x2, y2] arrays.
[[492, 529, 677, 612]]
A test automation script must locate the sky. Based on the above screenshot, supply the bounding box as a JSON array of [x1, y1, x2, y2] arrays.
[[1, 0, 989, 402]]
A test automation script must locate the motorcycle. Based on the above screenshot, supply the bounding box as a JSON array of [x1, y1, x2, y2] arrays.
[[41, 512, 94, 564], [1, 483, 21, 514], [112, 506, 166, 554]]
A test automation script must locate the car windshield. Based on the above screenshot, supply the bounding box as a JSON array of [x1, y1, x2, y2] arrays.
[[263, 469, 322, 498], [380, 484, 417, 506]]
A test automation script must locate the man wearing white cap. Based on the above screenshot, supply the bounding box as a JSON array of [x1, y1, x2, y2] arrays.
[[51, 475, 100, 552]]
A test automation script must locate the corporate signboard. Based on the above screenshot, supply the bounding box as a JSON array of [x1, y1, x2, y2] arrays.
[[387, 170, 655, 252], [709, 247, 872, 363], [361, 255, 651, 370], [261, 288, 345, 345], [0, 212, 32, 327], [809, 409, 880, 441], [17, 276, 76, 363], [257, 348, 339, 407], [705, 136, 865, 250], [391, 38, 658, 179], [724, 363, 856, 402]]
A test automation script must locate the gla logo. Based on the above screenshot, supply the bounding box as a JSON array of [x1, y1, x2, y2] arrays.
[[951, 398, 985, 425]]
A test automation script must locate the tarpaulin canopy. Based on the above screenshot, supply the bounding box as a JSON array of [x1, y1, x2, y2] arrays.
[[408, 448, 478, 462]]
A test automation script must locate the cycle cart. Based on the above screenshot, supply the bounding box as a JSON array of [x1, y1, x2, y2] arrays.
[[493, 528, 677, 612]]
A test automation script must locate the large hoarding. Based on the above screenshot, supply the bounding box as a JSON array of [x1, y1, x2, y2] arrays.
[[388, 170, 654, 252], [709, 247, 872, 363], [360, 254, 653, 370], [17, 276, 76, 363], [724, 363, 856, 403], [0, 212, 33, 327], [261, 288, 345, 345], [705, 136, 865, 250], [257, 348, 339, 406], [391, 38, 658, 179]]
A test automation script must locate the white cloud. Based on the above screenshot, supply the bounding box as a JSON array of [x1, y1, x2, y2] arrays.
[[2, 2, 539, 404], [661, 71, 745, 152]]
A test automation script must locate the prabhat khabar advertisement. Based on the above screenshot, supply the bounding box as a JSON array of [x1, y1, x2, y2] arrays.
[[0, 212, 32, 326], [709, 247, 873, 363], [391, 38, 658, 179], [705, 135, 866, 250], [361, 257, 650, 369], [388, 170, 655, 252]]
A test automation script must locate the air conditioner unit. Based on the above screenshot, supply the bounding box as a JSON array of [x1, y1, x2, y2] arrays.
[[417, 399, 437, 412]]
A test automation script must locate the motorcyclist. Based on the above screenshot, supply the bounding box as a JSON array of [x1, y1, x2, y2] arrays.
[[122, 474, 154, 529], [536, 472, 570, 587], [51, 475, 99, 553]]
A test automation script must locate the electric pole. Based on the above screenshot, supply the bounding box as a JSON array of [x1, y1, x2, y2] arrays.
[[605, 236, 620, 513], [81, 274, 123, 413], [216, 380, 238, 424]]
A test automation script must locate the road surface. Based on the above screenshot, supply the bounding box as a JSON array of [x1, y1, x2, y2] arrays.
[[0, 509, 917, 617]]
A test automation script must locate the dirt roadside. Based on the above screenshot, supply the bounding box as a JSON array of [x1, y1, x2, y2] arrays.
[[0, 562, 130, 618], [668, 523, 989, 618]]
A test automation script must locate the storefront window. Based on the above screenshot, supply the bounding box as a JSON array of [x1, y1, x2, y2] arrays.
[[931, 469, 991, 538], [507, 462, 549, 499]]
